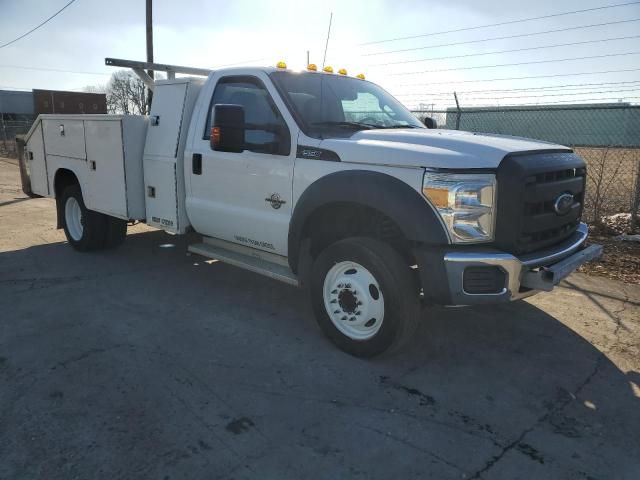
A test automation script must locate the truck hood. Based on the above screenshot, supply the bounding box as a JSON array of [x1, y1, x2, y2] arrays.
[[319, 129, 570, 169]]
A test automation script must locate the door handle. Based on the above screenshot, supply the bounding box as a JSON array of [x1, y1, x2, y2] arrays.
[[192, 153, 202, 175]]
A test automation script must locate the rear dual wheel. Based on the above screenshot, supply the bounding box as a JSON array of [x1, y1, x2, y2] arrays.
[[60, 185, 127, 251], [310, 237, 420, 357]]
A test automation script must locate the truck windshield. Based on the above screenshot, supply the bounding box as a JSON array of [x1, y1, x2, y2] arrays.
[[270, 71, 424, 138]]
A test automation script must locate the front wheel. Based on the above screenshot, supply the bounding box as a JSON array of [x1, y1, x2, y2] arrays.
[[310, 237, 420, 357]]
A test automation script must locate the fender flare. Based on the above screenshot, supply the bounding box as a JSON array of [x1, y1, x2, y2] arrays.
[[288, 170, 449, 272], [53, 167, 83, 229]]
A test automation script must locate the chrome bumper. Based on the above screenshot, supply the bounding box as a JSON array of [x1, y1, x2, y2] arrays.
[[443, 223, 602, 305]]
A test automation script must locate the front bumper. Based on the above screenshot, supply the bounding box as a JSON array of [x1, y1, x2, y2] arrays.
[[415, 223, 602, 305]]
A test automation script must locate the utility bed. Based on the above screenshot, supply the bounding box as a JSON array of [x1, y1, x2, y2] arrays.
[[25, 114, 148, 220], [23, 77, 204, 231]]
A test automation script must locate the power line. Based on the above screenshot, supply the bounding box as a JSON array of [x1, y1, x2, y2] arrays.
[[393, 68, 640, 86], [369, 35, 640, 66], [393, 82, 640, 98], [437, 80, 640, 95], [472, 96, 640, 106], [359, 1, 640, 45], [409, 97, 640, 108], [0, 64, 110, 76], [362, 18, 640, 56], [400, 88, 640, 102], [393, 81, 640, 97], [0, 0, 78, 49], [388, 51, 640, 76]]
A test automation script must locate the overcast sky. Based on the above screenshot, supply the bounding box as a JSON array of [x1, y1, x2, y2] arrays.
[[1, 0, 639, 108]]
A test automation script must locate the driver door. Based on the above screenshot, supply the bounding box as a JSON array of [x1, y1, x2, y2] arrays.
[[186, 74, 295, 256]]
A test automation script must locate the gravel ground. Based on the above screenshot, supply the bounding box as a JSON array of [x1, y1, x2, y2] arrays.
[[1, 157, 639, 479]]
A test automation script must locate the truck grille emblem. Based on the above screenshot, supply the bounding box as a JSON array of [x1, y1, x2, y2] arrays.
[[553, 193, 574, 216]]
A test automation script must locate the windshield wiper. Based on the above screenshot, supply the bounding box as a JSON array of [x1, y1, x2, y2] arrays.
[[309, 121, 376, 130], [377, 124, 422, 129]]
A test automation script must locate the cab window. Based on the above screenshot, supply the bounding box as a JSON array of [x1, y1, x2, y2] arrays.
[[204, 76, 290, 156]]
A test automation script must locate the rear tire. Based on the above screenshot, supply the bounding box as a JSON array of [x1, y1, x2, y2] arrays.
[[104, 216, 127, 248], [60, 185, 126, 251], [310, 237, 420, 357]]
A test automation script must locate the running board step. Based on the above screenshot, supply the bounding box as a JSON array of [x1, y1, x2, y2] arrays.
[[188, 241, 299, 286]]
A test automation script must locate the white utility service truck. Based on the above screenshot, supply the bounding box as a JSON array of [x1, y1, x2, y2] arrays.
[[20, 58, 602, 357]]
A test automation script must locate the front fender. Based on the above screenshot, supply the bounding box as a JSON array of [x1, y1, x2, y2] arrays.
[[288, 170, 449, 272]]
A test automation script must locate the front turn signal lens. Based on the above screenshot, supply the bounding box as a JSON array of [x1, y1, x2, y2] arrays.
[[423, 187, 449, 208]]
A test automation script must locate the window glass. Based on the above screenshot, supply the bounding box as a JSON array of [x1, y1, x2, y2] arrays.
[[270, 71, 423, 139], [205, 77, 290, 155]]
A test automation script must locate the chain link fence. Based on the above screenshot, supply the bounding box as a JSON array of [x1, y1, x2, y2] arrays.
[[0, 114, 36, 158], [412, 105, 640, 228]]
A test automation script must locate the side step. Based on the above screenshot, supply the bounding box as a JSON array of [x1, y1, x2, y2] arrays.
[[188, 237, 299, 286]]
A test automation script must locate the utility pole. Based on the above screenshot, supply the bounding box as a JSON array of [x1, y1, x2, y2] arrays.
[[146, 0, 154, 112]]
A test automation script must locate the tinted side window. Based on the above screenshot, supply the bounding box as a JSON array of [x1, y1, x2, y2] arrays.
[[204, 77, 290, 156]]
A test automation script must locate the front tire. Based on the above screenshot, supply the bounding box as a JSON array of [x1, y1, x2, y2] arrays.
[[310, 237, 420, 357]]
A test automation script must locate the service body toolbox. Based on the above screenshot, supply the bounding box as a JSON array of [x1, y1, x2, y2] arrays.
[[26, 114, 148, 220]]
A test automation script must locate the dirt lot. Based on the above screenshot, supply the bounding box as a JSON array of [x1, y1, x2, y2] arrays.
[[1, 157, 639, 479]]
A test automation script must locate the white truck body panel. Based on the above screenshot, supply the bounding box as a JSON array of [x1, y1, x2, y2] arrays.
[[25, 114, 148, 220], [184, 69, 297, 255], [143, 77, 204, 234], [26, 122, 49, 196], [321, 129, 566, 170]]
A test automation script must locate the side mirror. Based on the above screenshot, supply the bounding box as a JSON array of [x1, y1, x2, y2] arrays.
[[211, 104, 245, 153], [423, 117, 437, 129]]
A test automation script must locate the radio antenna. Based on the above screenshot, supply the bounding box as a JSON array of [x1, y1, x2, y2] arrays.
[[322, 12, 333, 68]]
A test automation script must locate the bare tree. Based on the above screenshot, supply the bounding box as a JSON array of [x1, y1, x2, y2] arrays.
[[104, 70, 150, 115]]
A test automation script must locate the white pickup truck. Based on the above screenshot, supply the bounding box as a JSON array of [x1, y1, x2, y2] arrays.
[[20, 58, 602, 357]]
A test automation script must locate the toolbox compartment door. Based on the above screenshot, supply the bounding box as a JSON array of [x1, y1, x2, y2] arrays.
[[144, 83, 188, 158], [25, 122, 49, 196], [42, 119, 86, 159], [84, 120, 128, 217], [143, 156, 179, 232]]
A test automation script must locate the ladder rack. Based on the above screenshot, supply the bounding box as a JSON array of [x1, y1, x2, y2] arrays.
[[105, 57, 212, 89]]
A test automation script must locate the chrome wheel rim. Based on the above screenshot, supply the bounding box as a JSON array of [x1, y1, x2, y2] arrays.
[[65, 197, 84, 241], [323, 261, 385, 341]]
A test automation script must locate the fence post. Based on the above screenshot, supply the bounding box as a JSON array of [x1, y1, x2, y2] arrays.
[[0, 112, 8, 152], [454, 92, 461, 130], [632, 162, 640, 230]]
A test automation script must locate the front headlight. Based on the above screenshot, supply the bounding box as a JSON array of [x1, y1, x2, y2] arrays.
[[422, 172, 496, 243]]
